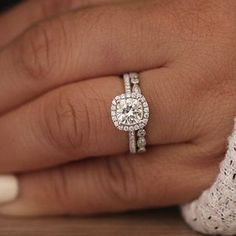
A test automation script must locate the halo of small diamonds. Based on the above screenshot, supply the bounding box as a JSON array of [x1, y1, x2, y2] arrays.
[[111, 93, 149, 131]]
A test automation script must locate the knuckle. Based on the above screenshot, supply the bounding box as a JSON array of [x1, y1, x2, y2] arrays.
[[82, 87, 108, 152], [193, 139, 226, 169], [42, 90, 86, 152], [41, 84, 108, 154], [18, 19, 66, 82], [100, 157, 140, 205], [18, 21, 54, 81]]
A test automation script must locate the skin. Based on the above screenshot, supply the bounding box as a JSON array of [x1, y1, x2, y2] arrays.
[[0, 0, 235, 216]]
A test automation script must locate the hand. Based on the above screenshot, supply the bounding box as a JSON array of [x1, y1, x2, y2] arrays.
[[0, 0, 235, 216]]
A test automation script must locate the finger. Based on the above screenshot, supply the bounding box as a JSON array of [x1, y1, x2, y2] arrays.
[[0, 0, 180, 114], [0, 145, 220, 216], [0, 0, 128, 49], [0, 68, 208, 173], [0, 0, 78, 48]]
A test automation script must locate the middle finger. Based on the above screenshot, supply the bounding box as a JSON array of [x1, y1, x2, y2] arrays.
[[0, 0, 132, 49], [0, 0, 180, 114]]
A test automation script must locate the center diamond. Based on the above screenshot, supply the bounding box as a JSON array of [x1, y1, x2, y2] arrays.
[[111, 93, 149, 131], [116, 98, 143, 126]]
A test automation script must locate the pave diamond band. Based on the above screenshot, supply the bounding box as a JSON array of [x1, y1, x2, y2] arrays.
[[111, 73, 149, 154]]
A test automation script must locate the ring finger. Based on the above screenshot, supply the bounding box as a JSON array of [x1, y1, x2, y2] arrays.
[[0, 68, 201, 173]]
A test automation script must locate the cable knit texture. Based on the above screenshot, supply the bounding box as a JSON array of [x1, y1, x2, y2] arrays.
[[181, 118, 236, 235]]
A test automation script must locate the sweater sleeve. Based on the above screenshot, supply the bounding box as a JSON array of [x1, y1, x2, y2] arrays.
[[181, 118, 236, 235]]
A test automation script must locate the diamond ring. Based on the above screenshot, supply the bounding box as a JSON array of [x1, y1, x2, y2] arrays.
[[111, 73, 149, 154]]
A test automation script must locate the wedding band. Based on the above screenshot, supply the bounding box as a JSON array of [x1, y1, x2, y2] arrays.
[[111, 73, 149, 154]]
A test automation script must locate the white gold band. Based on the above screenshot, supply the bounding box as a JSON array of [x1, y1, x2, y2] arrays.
[[123, 73, 147, 154], [123, 74, 137, 154]]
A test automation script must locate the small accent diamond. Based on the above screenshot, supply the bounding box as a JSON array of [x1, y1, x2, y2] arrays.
[[130, 73, 139, 84], [139, 123, 145, 129], [124, 126, 129, 131], [137, 137, 147, 148], [143, 102, 148, 107], [137, 129, 146, 137], [129, 126, 134, 132], [118, 125, 124, 130]]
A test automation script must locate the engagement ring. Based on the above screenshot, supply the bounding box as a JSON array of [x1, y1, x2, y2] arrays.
[[111, 73, 149, 154]]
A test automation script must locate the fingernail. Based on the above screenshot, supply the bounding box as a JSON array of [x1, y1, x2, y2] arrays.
[[0, 175, 18, 204]]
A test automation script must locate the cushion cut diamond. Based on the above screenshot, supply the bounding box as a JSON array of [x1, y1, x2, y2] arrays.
[[111, 93, 149, 131], [116, 98, 143, 126]]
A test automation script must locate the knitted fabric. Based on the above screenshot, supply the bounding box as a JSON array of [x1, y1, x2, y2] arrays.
[[181, 118, 236, 235]]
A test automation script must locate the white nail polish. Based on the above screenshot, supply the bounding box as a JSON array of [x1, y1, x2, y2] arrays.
[[0, 175, 18, 204]]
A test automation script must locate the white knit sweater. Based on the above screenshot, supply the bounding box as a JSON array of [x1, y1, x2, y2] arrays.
[[181, 118, 236, 235]]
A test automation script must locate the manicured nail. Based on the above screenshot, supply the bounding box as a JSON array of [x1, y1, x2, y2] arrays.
[[0, 175, 18, 204]]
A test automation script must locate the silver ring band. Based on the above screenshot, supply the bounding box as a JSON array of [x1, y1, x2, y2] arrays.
[[126, 73, 147, 153], [111, 72, 149, 154], [123, 74, 137, 153]]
